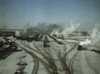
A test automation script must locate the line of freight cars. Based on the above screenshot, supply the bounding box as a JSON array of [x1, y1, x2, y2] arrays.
[[15, 33, 42, 41]]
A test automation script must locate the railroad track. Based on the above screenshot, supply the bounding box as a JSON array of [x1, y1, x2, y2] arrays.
[[17, 35, 60, 74], [16, 40, 62, 74], [47, 34, 63, 44], [33, 58, 39, 74], [69, 50, 79, 74], [61, 43, 79, 74], [46, 35, 71, 74], [15, 35, 80, 74], [16, 42, 53, 74], [28, 38, 59, 74], [54, 47, 71, 74], [46, 47, 59, 74], [62, 43, 78, 62]]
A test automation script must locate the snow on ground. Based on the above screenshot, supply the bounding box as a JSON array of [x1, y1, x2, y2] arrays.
[[38, 62, 49, 74], [65, 45, 100, 74], [79, 51, 96, 74], [0, 50, 34, 74], [0, 35, 100, 74], [85, 51, 100, 74], [0, 52, 21, 74], [23, 52, 34, 74]]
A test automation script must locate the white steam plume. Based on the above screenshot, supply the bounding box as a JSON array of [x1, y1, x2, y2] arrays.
[[60, 22, 80, 38], [91, 24, 100, 44]]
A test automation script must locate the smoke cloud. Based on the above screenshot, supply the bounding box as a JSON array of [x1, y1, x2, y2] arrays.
[[20, 23, 64, 36], [91, 24, 100, 44], [51, 21, 80, 38]]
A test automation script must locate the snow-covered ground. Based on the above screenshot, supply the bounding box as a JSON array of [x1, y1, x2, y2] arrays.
[[0, 50, 34, 74], [0, 35, 100, 74]]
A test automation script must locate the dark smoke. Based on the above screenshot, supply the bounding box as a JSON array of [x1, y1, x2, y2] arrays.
[[35, 23, 64, 32], [21, 23, 64, 36]]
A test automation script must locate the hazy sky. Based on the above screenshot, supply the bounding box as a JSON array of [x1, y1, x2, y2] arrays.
[[0, 0, 100, 30]]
